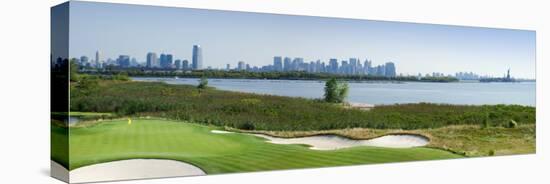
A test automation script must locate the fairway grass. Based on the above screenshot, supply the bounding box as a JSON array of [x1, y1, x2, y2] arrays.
[[53, 119, 462, 174]]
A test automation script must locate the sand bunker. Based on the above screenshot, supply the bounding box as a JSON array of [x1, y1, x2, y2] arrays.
[[249, 134, 429, 150], [211, 130, 233, 134], [58, 159, 205, 183]]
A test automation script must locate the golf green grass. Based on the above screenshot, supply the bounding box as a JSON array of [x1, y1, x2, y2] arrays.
[[54, 119, 463, 174]]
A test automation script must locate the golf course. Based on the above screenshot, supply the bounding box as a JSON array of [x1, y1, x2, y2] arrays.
[[53, 118, 462, 173], [51, 74, 536, 182]]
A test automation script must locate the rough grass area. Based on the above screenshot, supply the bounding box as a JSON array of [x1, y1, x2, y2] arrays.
[[51, 119, 462, 172], [70, 80, 535, 131], [237, 124, 535, 157]]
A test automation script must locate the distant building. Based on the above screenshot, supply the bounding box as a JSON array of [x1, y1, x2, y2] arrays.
[[385, 62, 396, 77], [192, 45, 203, 69], [283, 57, 292, 71], [160, 54, 173, 69], [226, 64, 231, 70], [329, 58, 338, 74], [146, 52, 157, 68], [237, 61, 246, 70], [117, 55, 130, 68], [80, 56, 89, 65], [182, 60, 189, 70], [175, 59, 182, 69], [273, 56, 283, 71], [95, 51, 102, 68]]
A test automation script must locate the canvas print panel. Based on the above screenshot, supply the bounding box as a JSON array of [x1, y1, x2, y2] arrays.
[[51, 1, 536, 183]]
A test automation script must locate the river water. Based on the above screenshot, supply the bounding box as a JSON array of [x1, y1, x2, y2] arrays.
[[133, 77, 535, 106]]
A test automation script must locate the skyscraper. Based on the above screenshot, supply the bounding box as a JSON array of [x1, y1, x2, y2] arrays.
[[237, 61, 245, 70], [283, 57, 292, 71], [146, 52, 157, 68], [273, 56, 283, 71], [159, 54, 174, 69], [192, 45, 203, 70], [329, 58, 338, 73], [166, 54, 173, 68], [117, 55, 130, 68], [385, 62, 396, 77], [182, 60, 189, 70], [95, 51, 102, 68], [175, 59, 182, 69]]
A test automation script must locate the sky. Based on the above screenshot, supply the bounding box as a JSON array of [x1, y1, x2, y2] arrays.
[[67, 1, 536, 79]]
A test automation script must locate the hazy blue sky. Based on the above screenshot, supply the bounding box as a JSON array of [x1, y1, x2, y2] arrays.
[[68, 1, 536, 79]]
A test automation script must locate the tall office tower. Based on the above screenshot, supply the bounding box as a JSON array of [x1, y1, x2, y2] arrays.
[[226, 64, 231, 70], [376, 65, 386, 76], [131, 58, 138, 67], [117, 55, 130, 68], [146, 52, 157, 68], [385, 62, 396, 77], [166, 54, 173, 68], [192, 45, 203, 70], [364, 59, 372, 74], [159, 54, 167, 68], [159, 54, 173, 69], [329, 58, 338, 73], [283, 57, 292, 71], [175, 59, 182, 69], [341, 60, 349, 74], [95, 51, 102, 68], [294, 57, 304, 71], [273, 56, 283, 71], [237, 61, 246, 70], [349, 58, 358, 74], [182, 60, 189, 70]]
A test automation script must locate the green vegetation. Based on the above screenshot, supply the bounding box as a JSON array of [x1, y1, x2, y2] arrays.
[[84, 69, 459, 82], [70, 80, 535, 131], [52, 119, 461, 172], [197, 76, 208, 89], [324, 78, 349, 103]]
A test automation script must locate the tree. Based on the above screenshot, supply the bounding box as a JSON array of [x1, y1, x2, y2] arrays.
[[324, 78, 349, 103], [69, 58, 80, 82], [197, 76, 208, 89]]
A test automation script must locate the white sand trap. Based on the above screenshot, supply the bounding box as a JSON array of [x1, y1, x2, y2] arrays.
[[68, 159, 206, 183], [211, 130, 233, 134], [249, 134, 429, 150]]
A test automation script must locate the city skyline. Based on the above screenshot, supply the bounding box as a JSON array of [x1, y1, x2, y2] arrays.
[[68, 1, 536, 79]]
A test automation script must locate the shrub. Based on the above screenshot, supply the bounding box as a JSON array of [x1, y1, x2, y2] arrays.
[[507, 119, 518, 128], [197, 76, 208, 89], [324, 78, 349, 103], [238, 122, 255, 130]]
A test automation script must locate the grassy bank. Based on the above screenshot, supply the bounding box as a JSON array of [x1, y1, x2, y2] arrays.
[[53, 119, 462, 172], [70, 80, 535, 131]]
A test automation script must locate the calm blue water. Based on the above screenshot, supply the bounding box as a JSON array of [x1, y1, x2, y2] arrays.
[[133, 77, 535, 106]]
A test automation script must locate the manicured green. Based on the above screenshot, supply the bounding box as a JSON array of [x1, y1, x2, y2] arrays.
[[54, 119, 462, 173], [70, 80, 535, 131]]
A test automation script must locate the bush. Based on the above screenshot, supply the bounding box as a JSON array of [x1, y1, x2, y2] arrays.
[[113, 72, 130, 81], [197, 76, 208, 89], [507, 119, 518, 128], [324, 78, 349, 103], [238, 122, 255, 130]]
